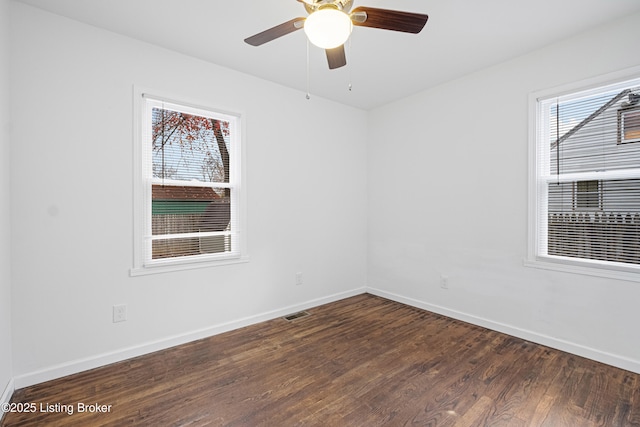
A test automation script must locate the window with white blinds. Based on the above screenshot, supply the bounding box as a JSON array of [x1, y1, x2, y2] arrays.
[[132, 91, 245, 274], [531, 75, 640, 275]]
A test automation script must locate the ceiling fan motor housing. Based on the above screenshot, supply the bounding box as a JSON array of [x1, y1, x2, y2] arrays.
[[304, 0, 353, 14]]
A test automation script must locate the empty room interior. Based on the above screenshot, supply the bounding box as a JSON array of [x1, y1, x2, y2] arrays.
[[2, 0, 640, 425]]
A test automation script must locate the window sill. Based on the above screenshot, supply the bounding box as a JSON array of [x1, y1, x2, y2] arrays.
[[130, 255, 250, 277], [524, 256, 640, 282]]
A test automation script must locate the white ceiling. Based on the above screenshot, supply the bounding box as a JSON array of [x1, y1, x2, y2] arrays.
[[15, 0, 640, 110]]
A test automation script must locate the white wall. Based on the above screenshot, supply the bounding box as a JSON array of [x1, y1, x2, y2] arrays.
[[0, 0, 14, 406], [367, 11, 640, 373], [9, 3, 367, 386]]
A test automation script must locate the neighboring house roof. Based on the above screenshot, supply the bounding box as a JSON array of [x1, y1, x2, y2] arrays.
[[551, 89, 632, 150], [152, 185, 220, 201], [551, 88, 640, 149]]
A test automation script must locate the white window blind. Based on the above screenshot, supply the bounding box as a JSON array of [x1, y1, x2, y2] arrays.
[[135, 94, 243, 271], [534, 76, 640, 272]]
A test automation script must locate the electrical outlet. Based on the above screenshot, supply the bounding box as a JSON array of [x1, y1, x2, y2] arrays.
[[295, 272, 303, 286], [113, 304, 127, 323], [440, 274, 449, 289]]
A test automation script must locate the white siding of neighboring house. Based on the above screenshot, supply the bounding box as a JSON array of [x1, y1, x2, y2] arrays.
[[549, 87, 640, 213]]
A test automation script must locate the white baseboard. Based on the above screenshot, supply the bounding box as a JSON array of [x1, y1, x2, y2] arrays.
[[13, 287, 367, 389], [367, 287, 640, 375], [1, 377, 15, 422]]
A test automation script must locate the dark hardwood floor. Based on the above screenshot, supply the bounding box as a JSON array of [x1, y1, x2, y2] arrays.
[[3, 293, 640, 426]]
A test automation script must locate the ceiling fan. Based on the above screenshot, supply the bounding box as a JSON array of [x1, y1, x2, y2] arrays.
[[244, 0, 429, 70]]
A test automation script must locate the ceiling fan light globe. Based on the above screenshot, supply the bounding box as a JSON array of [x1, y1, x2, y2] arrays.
[[304, 9, 352, 49]]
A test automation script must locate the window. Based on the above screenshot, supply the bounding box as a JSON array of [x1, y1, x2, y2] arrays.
[[574, 180, 601, 210], [132, 90, 246, 274], [618, 106, 640, 144], [529, 73, 640, 276]]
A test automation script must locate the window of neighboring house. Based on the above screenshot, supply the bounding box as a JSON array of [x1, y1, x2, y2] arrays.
[[574, 180, 601, 210], [618, 106, 640, 144], [528, 73, 640, 278], [132, 89, 246, 275]]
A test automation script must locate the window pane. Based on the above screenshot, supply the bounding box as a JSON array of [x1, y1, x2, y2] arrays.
[[152, 235, 230, 259], [622, 109, 640, 143], [575, 180, 600, 210], [547, 179, 640, 264], [549, 88, 640, 174], [152, 107, 230, 183], [151, 185, 231, 259]]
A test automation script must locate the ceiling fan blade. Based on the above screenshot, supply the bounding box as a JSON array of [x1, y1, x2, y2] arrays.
[[351, 7, 428, 34], [244, 17, 306, 46], [326, 45, 347, 69]]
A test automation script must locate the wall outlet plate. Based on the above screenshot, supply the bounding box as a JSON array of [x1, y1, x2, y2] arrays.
[[440, 275, 449, 289], [113, 304, 127, 323]]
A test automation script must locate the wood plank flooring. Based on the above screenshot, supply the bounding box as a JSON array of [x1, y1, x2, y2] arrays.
[[3, 294, 640, 426]]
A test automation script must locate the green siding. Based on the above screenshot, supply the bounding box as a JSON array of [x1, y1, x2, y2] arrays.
[[152, 201, 211, 215]]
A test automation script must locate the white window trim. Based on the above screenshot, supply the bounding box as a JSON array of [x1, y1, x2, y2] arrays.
[[130, 86, 248, 276], [526, 66, 640, 282]]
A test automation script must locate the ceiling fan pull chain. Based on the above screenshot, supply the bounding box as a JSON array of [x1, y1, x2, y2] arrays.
[[348, 36, 352, 92], [306, 38, 311, 100], [556, 98, 560, 185]]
